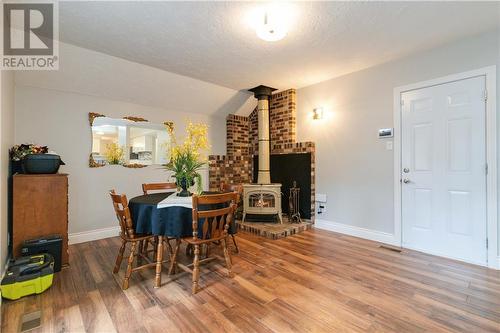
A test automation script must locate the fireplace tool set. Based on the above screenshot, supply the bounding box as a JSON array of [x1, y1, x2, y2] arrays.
[[289, 181, 301, 223]]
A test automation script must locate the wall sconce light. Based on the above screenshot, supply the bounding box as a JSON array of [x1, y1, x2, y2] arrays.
[[313, 107, 323, 120]]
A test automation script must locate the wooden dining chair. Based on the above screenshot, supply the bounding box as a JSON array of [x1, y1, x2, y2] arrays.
[[109, 190, 159, 290], [220, 182, 243, 253], [168, 192, 237, 294], [142, 182, 177, 195], [141, 182, 177, 275]]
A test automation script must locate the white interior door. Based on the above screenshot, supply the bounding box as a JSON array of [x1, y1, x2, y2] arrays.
[[401, 76, 487, 265]]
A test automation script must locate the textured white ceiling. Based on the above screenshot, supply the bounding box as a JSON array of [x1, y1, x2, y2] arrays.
[[16, 41, 257, 116], [60, 1, 499, 91]]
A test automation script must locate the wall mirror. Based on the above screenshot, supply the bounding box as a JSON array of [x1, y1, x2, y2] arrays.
[[89, 113, 173, 168]]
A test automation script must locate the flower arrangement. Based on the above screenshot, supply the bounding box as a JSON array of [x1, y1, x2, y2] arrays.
[[9, 144, 48, 161], [104, 142, 124, 165], [166, 121, 210, 196]]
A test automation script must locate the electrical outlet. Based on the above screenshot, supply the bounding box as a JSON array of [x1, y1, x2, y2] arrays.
[[316, 193, 327, 214], [317, 203, 326, 214]]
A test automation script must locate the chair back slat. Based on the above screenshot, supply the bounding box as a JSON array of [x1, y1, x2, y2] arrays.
[[192, 193, 237, 241], [220, 183, 242, 202], [202, 217, 210, 239], [211, 216, 219, 239], [109, 190, 135, 238], [220, 182, 243, 194], [217, 214, 227, 238], [142, 182, 177, 195], [197, 206, 233, 218], [195, 192, 237, 205]]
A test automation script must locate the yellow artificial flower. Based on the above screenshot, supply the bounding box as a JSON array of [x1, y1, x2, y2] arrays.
[[164, 120, 210, 193], [104, 142, 124, 165]]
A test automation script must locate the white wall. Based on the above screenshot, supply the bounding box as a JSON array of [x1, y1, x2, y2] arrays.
[[15, 86, 225, 236], [13, 41, 239, 238], [297, 31, 499, 253], [1, 71, 15, 274], [16, 42, 256, 118]]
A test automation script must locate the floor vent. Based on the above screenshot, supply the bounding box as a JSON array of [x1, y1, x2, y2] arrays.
[[379, 245, 402, 253], [20, 311, 41, 332]]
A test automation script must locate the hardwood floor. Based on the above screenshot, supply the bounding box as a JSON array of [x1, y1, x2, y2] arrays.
[[2, 228, 500, 333]]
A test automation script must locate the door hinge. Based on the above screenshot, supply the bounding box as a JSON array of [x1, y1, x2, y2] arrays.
[[400, 99, 404, 107], [486, 238, 489, 249], [484, 89, 488, 102], [485, 163, 489, 175]]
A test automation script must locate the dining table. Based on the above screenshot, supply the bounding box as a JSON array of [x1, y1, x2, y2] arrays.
[[128, 191, 229, 288], [129, 192, 194, 239]]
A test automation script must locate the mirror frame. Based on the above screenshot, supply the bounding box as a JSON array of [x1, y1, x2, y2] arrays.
[[88, 112, 173, 168]]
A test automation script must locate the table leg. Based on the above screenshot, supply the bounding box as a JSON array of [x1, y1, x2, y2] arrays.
[[154, 235, 163, 288], [168, 238, 180, 275]]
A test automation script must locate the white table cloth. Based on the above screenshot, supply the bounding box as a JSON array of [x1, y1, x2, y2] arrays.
[[157, 193, 193, 209]]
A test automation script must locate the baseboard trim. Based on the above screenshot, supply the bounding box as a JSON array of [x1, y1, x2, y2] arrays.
[[68, 226, 120, 245], [403, 242, 488, 267], [315, 219, 399, 246]]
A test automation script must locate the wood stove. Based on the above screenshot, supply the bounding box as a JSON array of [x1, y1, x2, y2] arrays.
[[242, 183, 282, 223], [242, 85, 283, 224]]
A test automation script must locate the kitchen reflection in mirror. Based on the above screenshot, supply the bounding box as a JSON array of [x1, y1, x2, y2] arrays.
[[89, 113, 172, 168]]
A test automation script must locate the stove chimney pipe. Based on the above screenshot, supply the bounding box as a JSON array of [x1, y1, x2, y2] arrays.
[[249, 85, 277, 184]]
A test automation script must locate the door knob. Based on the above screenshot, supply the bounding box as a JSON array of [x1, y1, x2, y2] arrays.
[[403, 178, 411, 184], [403, 168, 410, 173]]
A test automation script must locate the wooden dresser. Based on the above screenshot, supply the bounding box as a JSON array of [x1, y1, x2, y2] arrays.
[[13, 174, 69, 264]]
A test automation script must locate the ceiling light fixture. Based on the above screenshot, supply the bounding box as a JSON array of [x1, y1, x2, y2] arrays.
[[256, 10, 287, 42], [249, 3, 294, 42]]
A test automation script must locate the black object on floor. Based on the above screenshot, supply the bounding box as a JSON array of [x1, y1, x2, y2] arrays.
[[22, 235, 63, 272]]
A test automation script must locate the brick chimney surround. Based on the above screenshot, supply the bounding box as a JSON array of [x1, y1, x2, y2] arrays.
[[208, 88, 316, 223]]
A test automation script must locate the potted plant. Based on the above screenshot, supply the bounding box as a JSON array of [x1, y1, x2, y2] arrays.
[[166, 121, 209, 197], [9, 144, 48, 161], [9, 144, 49, 174]]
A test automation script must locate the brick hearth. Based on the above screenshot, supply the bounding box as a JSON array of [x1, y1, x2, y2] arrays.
[[238, 217, 313, 240]]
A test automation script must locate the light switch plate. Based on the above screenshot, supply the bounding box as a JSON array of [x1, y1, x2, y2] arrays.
[[316, 193, 327, 202], [386, 141, 393, 150]]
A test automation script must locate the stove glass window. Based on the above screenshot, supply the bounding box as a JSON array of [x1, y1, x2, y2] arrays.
[[249, 193, 276, 208]]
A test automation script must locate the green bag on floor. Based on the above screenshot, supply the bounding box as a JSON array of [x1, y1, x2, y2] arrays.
[[1, 253, 54, 300]]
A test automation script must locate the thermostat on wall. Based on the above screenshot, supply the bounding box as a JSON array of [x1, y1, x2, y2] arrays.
[[378, 128, 393, 138]]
